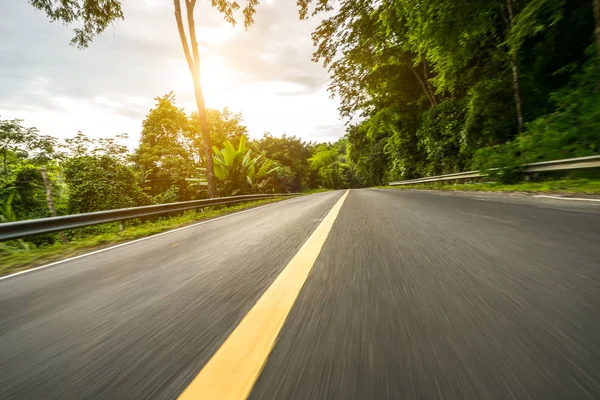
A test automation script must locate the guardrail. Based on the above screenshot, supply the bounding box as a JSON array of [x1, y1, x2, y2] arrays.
[[388, 155, 600, 186], [0, 193, 296, 242]]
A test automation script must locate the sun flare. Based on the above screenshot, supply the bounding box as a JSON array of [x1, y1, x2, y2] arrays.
[[171, 56, 236, 109]]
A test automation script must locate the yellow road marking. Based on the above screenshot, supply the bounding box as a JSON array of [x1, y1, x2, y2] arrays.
[[178, 190, 350, 400]]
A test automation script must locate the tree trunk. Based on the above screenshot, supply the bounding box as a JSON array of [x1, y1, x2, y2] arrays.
[[423, 61, 438, 106], [507, 0, 525, 134], [40, 168, 67, 243], [191, 72, 218, 198], [408, 64, 436, 108], [594, 0, 600, 58], [510, 52, 525, 133], [173, 0, 217, 198]]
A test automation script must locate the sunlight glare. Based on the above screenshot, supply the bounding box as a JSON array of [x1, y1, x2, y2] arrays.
[[171, 56, 237, 109]]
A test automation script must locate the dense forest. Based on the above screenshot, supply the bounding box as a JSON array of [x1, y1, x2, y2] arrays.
[[2, 0, 600, 236], [299, 0, 600, 185]]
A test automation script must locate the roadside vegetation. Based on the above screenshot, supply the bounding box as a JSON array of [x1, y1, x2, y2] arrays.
[[299, 0, 600, 186], [382, 179, 600, 195], [0, 198, 289, 277]]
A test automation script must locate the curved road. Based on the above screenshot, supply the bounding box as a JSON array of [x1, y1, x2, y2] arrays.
[[1, 189, 599, 399]]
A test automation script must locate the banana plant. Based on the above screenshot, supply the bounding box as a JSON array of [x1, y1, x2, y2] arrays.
[[0, 192, 17, 222], [212, 135, 278, 195], [0, 192, 29, 251]]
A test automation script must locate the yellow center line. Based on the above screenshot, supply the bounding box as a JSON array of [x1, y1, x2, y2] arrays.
[[177, 190, 350, 400]]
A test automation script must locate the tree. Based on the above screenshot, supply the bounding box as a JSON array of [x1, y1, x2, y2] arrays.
[[135, 94, 251, 200], [0, 118, 57, 176], [134, 93, 198, 201], [31, 0, 261, 198], [308, 144, 340, 189], [190, 107, 248, 149], [172, 0, 261, 197], [251, 133, 313, 191], [62, 132, 150, 213], [63, 155, 150, 213], [0, 120, 61, 226], [29, 0, 124, 48], [299, 0, 596, 184]]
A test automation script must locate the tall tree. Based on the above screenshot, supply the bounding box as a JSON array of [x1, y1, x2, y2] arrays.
[[63, 132, 150, 213], [172, 0, 259, 197], [0, 118, 57, 176], [251, 133, 313, 192], [30, 0, 261, 198], [134, 94, 197, 201], [506, 0, 525, 133]]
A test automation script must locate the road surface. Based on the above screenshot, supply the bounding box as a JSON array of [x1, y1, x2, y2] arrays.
[[1, 189, 599, 399]]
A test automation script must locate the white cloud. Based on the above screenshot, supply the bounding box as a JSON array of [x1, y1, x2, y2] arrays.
[[0, 0, 343, 149]]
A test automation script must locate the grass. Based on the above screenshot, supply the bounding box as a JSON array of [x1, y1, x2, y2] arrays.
[[379, 179, 600, 194], [302, 188, 335, 194], [0, 197, 292, 278]]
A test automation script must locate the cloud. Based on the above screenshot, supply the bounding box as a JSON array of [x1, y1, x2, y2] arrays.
[[0, 0, 342, 144], [314, 123, 346, 141], [211, 1, 329, 93]]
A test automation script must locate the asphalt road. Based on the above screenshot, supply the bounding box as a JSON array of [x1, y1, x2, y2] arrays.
[[1, 189, 600, 399]]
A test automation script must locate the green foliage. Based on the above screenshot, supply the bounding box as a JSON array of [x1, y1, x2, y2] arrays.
[[518, 54, 600, 160], [63, 154, 150, 214], [1, 118, 58, 175], [29, 0, 124, 48], [212, 135, 278, 195], [134, 93, 197, 201], [62, 131, 151, 214], [11, 164, 50, 220], [250, 133, 313, 192], [0, 192, 32, 253], [417, 100, 468, 175], [0, 191, 17, 223], [196, 108, 248, 148], [301, 0, 598, 184], [268, 163, 296, 193], [474, 51, 600, 181], [347, 123, 393, 185], [308, 144, 340, 188], [386, 179, 600, 194], [134, 94, 252, 201]]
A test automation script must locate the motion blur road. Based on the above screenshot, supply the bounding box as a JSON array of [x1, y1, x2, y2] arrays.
[[1, 189, 599, 399]]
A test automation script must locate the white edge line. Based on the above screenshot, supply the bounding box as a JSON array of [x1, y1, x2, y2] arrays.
[[535, 195, 600, 203], [0, 198, 296, 282]]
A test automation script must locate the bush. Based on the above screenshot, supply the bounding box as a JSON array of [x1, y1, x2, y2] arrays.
[[472, 51, 600, 182]]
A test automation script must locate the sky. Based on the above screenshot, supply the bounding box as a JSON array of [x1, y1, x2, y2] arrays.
[[0, 0, 344, 149]]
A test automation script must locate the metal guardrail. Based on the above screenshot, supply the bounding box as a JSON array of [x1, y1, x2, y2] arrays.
[[0, 193, 296, 241], [389, 155, 600, 186]]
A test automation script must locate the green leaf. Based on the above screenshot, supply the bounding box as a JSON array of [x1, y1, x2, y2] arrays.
[[213, 160, 228, 181], [222, 141, 237, 165]]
